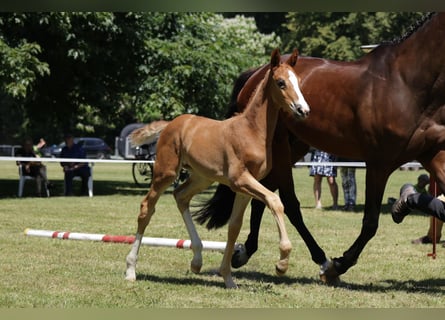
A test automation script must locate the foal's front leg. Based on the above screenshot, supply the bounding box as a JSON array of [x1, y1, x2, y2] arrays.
[[125, 167, 175, 281], [234, 173, 292, 276]]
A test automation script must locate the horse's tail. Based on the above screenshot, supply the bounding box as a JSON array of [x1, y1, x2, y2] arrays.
[[130, 120, 170, 146], [192, 184, 236, 229]]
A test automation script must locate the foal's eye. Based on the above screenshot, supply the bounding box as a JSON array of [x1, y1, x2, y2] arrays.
[[277, 79, 286, 89]]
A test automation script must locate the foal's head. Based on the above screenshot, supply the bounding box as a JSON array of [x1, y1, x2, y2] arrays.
[[269, 48, 310, 119]]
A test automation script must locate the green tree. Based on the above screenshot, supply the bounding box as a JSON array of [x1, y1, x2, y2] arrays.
[[134, 13, 280, 122], [0, 27, 50, 143], [0, 12, 149, 144], [284, 12, 426, 60], [0, 12, 280, 145]]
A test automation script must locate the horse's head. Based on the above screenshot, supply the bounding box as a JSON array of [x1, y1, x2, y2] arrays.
[[269, 48, 310, 119]]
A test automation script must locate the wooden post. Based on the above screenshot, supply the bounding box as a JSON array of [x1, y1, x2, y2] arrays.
[[428, 176, 438, 259]]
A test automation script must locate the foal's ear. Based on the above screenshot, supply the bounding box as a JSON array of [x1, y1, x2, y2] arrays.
[[270, 48, 281, 68], [286, 48, 299, 67]]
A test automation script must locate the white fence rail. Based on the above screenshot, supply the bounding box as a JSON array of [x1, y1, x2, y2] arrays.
[[0, 156, 154, 164], [0, 156, 422, 169]]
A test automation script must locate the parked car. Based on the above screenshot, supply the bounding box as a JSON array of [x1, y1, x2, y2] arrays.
[[40, 144, 57, 157], [51, 137, 112, 159]]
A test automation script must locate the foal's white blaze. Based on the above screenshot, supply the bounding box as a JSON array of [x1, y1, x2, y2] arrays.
[[287, 69, 310, 114]]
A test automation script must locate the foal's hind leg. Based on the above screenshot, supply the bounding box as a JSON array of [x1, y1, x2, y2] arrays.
[[125, 169, 177, 281], [174, 175, 213, 274], [219, 193, 251, 288], [231, 198, 265, 268]]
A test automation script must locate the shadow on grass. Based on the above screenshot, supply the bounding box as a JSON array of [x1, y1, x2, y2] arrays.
[[0, 178, 217, 198], [135, 269, 315, 289], [135, 268, 445, 294], [137, 269, 331, 289], [338, 277, 445, 295], [136, 272, 226, 288], [0, 178, 146, 198], [300, 203, 428, 217]]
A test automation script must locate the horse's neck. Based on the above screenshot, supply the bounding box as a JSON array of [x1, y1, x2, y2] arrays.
[[241, 72, 280, 145], [392, 13, 445, 90]]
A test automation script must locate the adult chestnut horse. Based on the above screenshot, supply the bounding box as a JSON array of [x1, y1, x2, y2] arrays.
[[125, 49, 310, 288], [194, 13, 445, 284]]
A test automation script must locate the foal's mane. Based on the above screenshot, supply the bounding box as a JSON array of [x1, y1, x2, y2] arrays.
[[383, 12, 434, 46]]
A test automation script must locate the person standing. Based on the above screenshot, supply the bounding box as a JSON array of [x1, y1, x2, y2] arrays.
[[309, 149, 338, 209], [338, 157, 357, 212]]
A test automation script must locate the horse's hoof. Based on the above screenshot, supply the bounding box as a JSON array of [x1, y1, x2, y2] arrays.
[[275, 260, 289, 276], [231, 243, 250, 268], [125, 269, 136, 281], [319, 259, 341, 286], [191, 262, 202, 274], [319, 273, 341, 286], [223, 277, 238, 289], [275, 266, 286, 276]]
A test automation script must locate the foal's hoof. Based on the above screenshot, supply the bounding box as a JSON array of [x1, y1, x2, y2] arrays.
[[275, 259, 289, 276], [319, 260, 341, 286], [224, 278, 238, 289], [231, 243, 250, 268], [125, 269, 136, 282]]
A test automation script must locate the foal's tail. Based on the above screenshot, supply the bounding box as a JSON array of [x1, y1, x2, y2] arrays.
[[193, 184, 236, 229], [130, 120, 170, 146]]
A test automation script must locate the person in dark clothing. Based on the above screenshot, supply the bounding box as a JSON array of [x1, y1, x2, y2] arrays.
[[392, 183, 445, 224], [405, 174, 444, 244], [338, 157, 357, 212], [60, 133, 90, 196]]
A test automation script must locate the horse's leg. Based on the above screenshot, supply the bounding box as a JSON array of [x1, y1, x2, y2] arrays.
[[233, 136, 328, 271], [220, 193, 251, 288], [321, 165, 392, 283], [173, 174, 213, 274], [277, 170, 330, 267], [233, 173, 329, 270], [273, 135, 329, 267], [125, 173, 176, 281], [231, 160, 280, 268], [233, 172, 292, 276], [420, 150, 445, 194], [232, 130, 311, 269], [125, 140, 179, 281]]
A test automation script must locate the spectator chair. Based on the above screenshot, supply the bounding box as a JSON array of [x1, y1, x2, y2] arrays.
[[18, 164, 50, 197], [65, 163, 94, 197]]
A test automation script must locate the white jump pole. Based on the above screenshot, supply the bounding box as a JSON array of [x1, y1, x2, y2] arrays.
[[24, 228, 228, 252]]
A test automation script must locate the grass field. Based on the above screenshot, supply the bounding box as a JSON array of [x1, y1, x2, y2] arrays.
[[1, 160, 445, 308]]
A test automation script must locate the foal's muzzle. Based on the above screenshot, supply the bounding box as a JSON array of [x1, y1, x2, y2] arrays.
[[291, 102, 310, 119]]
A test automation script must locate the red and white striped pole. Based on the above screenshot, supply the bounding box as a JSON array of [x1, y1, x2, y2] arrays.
[[24, 228, 228, 252]]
